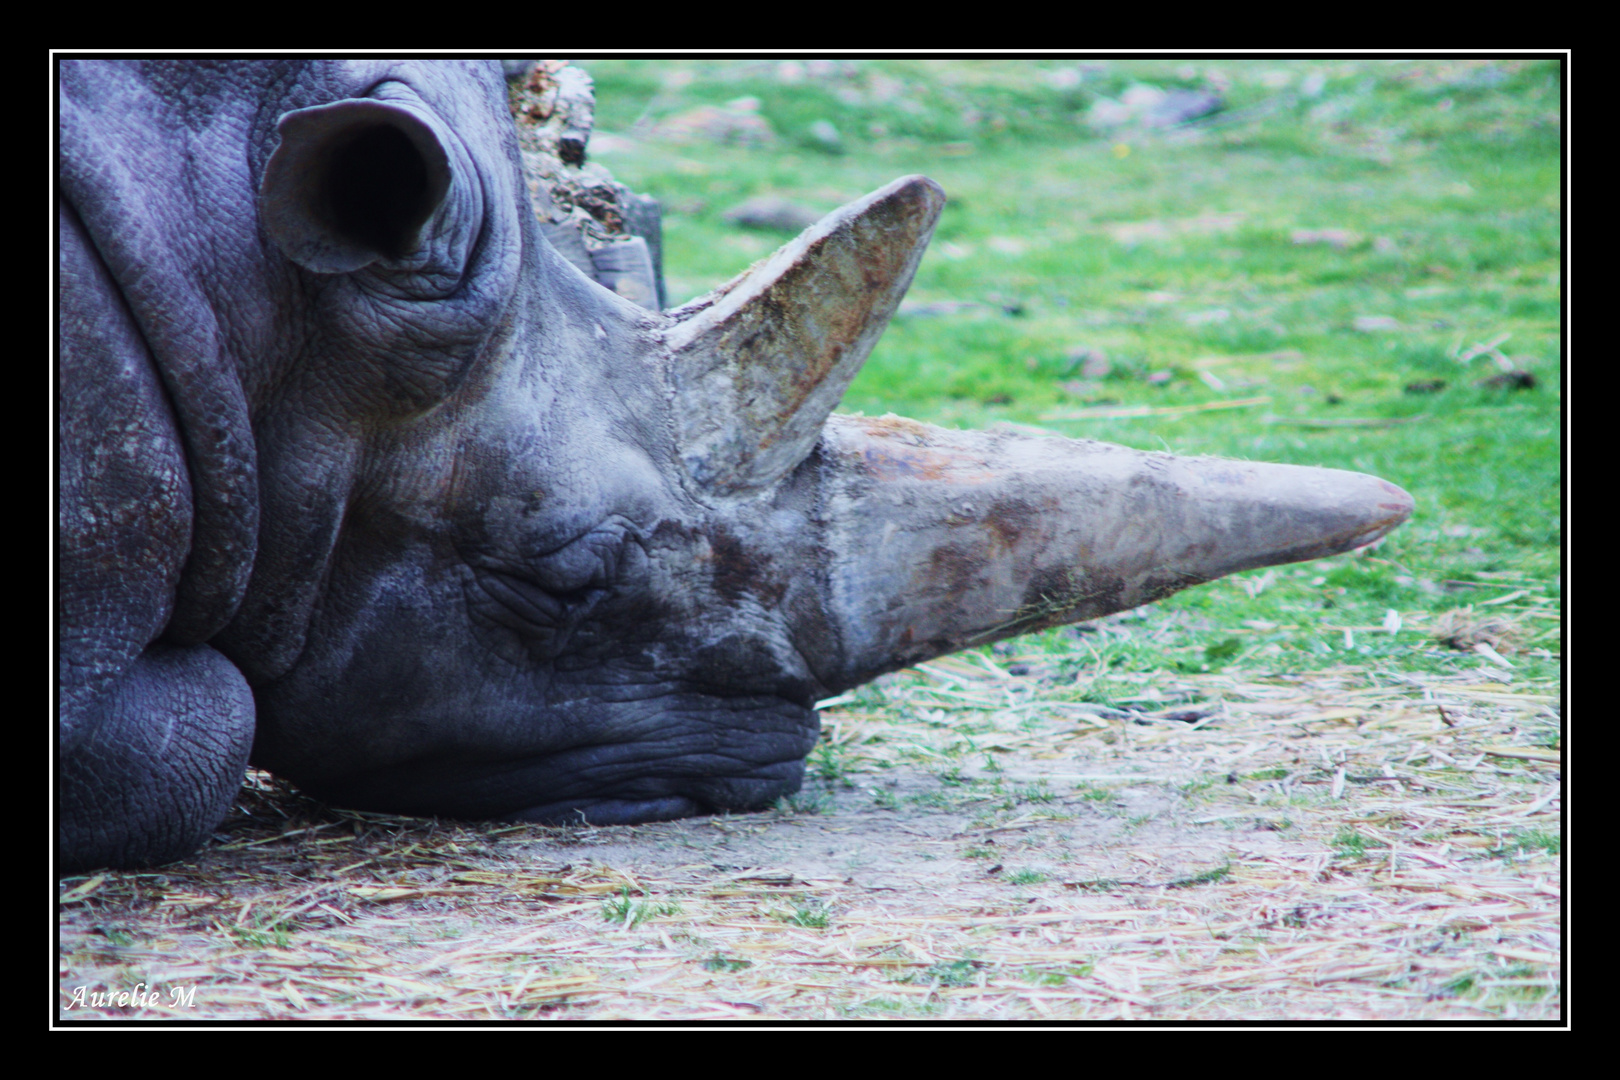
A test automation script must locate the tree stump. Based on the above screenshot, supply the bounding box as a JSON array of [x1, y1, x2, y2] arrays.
[[505, 60, 666, 310]]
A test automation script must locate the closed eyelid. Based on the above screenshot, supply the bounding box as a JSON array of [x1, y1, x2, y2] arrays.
[[527, 517, 638, 592]]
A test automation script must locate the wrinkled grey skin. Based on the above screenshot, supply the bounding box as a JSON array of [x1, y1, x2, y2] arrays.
[[58, 60, 1412, 874]]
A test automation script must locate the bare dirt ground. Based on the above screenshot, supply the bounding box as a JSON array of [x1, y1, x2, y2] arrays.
[[58, 642, 1561, 1022]]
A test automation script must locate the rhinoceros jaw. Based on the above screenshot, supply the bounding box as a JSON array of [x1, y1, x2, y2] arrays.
[[664, 175, 946, 495]]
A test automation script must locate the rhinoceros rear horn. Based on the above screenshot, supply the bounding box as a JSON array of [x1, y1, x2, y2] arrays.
[[261, 100, 453, 274], [665, 175, 946, 494]]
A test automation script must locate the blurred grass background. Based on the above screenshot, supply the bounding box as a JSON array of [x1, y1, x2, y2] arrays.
[[575, 57, 1562, 684]]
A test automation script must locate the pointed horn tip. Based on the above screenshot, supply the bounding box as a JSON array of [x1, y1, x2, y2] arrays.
[[1378, 478, 1415, 518], [885, 175, 947, 221], [1292, 474, 1413, 560], [668, 175, 946, 330], [831, 175, 946, 233], [1359, 478, 1415, 542], [888, 173, 947, 205]]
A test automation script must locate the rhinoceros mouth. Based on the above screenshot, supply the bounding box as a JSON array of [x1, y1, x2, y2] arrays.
[[506, 763, 805, 825], [498, 746, 811, 825], [507, 795, 708, 826], [284, 689, 820, 826]]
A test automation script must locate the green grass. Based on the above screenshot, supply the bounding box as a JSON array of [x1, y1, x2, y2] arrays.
[[1166, 860, 1234, 888], [905, 788, 961, 811], [777, 901, 834, 929], [1022, 963, 1095, 986], [808, 739, 855, 786], [1442, 963, 1557, 1010], [847, 997, 945, 1018], [897, 958, 984, 988], [1491, 829, 1561, 858], [1181, 774, 1221, 797], [776, 790, 835, 816], [1333, 827, 1391, 860], [581, 58, 1561, 678], [1013, 780, 1056, 804], [228, 914, 294, 950], [600, 888, 682, 929], [701, 954, 752, 973]]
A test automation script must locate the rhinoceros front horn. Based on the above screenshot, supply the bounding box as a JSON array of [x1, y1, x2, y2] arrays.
[[662, 173, 1414, 687], [665, 175, 945, 494], [815, 417, 1415, 686]]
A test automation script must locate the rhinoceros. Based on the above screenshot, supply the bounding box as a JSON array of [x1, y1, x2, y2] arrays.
[[57, 59, 1413, 873]]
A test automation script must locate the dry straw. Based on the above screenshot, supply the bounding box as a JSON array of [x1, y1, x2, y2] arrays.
[[60, 604, 1560, 1021]]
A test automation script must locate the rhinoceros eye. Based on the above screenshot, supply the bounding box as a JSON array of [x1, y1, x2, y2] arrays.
[[463, 520, 642, 666], [526, 523, 631, 597]]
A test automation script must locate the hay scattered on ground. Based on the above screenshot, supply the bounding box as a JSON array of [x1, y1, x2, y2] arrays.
[[1430, 606, 1525, 654], [60, 613, 1561, 1022]]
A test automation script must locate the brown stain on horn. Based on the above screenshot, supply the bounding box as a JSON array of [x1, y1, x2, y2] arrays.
[[739, 194, 923, 445], [851, 418, 1000, 485]]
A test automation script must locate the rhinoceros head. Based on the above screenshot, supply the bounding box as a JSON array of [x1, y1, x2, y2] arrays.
[[58, 60, 1410, 864]]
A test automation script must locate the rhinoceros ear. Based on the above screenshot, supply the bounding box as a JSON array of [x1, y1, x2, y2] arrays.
[[665, 175, 945, 494], [261, 99, 453, 274]]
